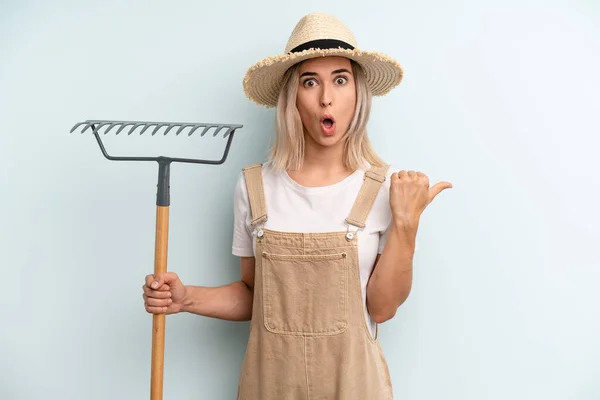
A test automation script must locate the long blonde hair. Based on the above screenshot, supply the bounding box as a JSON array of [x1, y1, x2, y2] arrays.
[[267, 59, 385, 172]]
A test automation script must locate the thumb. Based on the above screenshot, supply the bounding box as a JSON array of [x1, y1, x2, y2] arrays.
[[428, 181, 453, 202], [151, 272, 179, 289]]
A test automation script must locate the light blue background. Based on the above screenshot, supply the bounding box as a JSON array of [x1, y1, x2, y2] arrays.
[[2, 1, 599, 399]]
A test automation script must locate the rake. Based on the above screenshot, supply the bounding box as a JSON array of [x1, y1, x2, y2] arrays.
[[70, 119, 243, 400]]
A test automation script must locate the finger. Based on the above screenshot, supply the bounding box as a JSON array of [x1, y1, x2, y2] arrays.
[[146, 305, 169, 314], [407, 170, 416, 178], [148, 272, 179, 289], [143, 288, 172, 299], [397, 170, 408, 179], [145, 296, 173, 308], [143, 282, 170, 292], [429, 181, 453, 200], [145, 275, 154, 288]]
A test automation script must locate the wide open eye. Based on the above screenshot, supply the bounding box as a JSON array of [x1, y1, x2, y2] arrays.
[[303, 78, 318, 88]]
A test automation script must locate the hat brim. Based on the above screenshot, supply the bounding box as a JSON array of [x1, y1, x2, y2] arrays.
[[243, 47, 404, 107]]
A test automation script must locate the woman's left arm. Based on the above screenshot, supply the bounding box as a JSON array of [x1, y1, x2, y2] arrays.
[[366, 218, 417, 323], [366, 170, 452, 323]]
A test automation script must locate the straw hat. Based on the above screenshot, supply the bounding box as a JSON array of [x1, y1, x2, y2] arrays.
[[243, 12, 404, 107]]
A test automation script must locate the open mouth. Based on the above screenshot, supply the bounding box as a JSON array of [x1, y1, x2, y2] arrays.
[[320, 114, 336, 135]]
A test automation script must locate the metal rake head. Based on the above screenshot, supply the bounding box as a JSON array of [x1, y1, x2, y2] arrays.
[[70, 119, 243, 165]]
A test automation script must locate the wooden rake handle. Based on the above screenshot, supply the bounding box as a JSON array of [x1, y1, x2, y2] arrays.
[[150, 159, 171, 400], [151, 204, 169, 400]]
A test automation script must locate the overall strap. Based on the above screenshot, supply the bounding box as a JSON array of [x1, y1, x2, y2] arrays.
[[242, 164, 268, 226], [345, 163, 391, 229]]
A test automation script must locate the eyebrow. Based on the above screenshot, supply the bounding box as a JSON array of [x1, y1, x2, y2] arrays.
[[299, 68, 353, 78]]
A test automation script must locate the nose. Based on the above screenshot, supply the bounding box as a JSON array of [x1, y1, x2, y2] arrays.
[[320, 84, 332, 107]]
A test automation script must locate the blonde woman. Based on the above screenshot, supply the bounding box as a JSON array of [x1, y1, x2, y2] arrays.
[[142, 12, 452, 399]]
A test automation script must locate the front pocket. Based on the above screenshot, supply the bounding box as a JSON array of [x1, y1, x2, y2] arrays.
[[261, 251, 349, 336]]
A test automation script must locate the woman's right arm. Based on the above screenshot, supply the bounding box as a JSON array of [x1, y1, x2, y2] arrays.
[[144, 172, 256, 320], [181, 256, 256, 321], [143, 256, 256, 321]]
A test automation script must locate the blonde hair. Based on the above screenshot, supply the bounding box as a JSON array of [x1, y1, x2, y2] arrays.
[[267, 59, 385, 172]]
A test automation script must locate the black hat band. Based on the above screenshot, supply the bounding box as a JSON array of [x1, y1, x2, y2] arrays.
[[289, 39, 355, 54]]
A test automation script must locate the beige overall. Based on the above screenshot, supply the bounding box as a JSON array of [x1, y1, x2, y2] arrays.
[[236, 163, 394, 400]]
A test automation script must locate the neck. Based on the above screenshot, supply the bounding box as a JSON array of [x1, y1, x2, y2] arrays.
[[285, 133, 354, 187], [301, 136, 348, 174]]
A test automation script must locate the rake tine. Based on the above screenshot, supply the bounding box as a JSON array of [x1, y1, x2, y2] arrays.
[[127, 123, 145, 135], [152, 124, 169, 136], [190, 124, 215, 137], [175, 124, 194, 135], [212, 125, 227, 137], [94, 122, 113, 133], [104, 123, 119, 134], [199, 126, 213, 137], [188, 124, 206, 136], [116, 122, 136, 135], [163, 124, 179, 136], [222, 126, 235, 138], [70, 122, 87, 133], [80, 122, 96, 133], [140, 123, 158, 135]]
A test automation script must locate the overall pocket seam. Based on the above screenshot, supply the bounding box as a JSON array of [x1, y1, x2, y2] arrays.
[[262, 251, 349, 336]]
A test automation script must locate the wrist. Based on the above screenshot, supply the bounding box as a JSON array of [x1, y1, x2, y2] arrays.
[[392, 215, 419, 231], [180, 286, 194, 313], [391, 217, 418, 243]]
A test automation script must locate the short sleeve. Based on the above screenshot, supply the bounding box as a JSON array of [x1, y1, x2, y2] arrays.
[[378, 223, 390, 254], [378, 167, 394, 254], [232, 172, 254, 257]]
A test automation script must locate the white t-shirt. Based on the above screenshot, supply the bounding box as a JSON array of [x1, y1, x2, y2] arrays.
[[231, 161, 402, 339]]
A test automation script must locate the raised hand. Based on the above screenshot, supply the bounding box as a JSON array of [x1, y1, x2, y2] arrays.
[[389, 170, 452, 223]]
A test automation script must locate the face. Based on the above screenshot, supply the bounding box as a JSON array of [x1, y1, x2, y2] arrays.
[[296, 56, 356, 148]]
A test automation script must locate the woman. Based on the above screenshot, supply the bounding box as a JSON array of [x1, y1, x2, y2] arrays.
[[142, 12, 452, 399]]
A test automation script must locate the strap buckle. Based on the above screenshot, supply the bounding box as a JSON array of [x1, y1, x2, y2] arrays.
[[344, 221, 364, 241], [252, 217, 267, 239], [364, 170, 386, 183]]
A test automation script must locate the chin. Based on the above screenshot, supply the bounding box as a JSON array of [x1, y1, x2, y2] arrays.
[[308, 128, 347, 147], [314, 135, 344, 147]]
